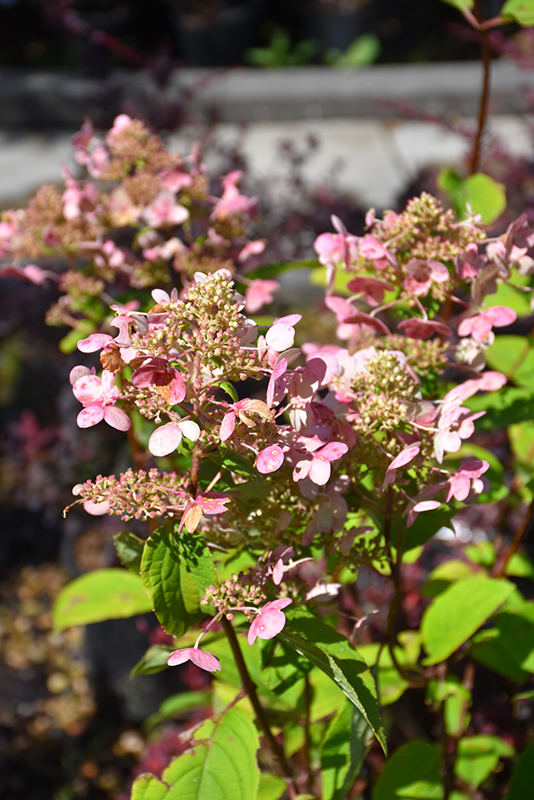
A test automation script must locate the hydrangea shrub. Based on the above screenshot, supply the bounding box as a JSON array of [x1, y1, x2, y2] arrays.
[[3, 113, 534, 798]]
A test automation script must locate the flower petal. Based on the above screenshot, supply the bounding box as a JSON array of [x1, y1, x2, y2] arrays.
[[149, 422, 183, 456]]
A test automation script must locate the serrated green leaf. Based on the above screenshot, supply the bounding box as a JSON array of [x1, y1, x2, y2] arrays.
[[130, 774, 168, 800], [162, 705, 260, 800], [280, 616, 386, 754], [372, 741, 443, 800], [321, 700, 370, 800], [114, 531, 145, 574], [131, 644, 175, 676], [455, 735, 514, 789], [501, 0, 534, 25], [422, 575, 515, 664], [141, 525, 216, 638], [505, 742, 534, 799], [53, 568, 152, 631]]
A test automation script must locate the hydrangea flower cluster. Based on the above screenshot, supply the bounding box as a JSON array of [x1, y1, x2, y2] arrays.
[[4, 116, 534, 675]]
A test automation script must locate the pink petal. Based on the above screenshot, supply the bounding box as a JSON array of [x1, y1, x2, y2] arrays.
[[77, 405, 105, 428], [83, 499, 110, 516], [344, 311, 390, 334], [220, 411, 236, 442], [266, 323, 295, 351], [169, 374, 186, 404], [318, 441, 349, 461], [485, 305, 516, 327], [77, 333, 114, 353], [309, 456, 332, 486], [413, 500, 441, 513], [148, 422, 183, 457], [272, 559, 284, 585], [167, 648, 193, 667], [178, 420, 201, 442], [73, 375, 104, 404], [267, 598, 293, 612], [398, 319, 452, 339], [103, 406, 131, 431], [257, 445, 285, 474], [189, 649, 222, 673], [389, 445, 420, 470]]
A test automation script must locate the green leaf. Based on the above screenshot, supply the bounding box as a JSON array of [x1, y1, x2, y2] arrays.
[[372, 741, 443, 800], [463, 174, 506, 224], [421, 575, 515, 664], [130, 774, 168, 800], [505, 552, 534, 582], [427, 676, 471, 738], [321, 700, 370, 800], [402, 506, 456, 551], [509, 420, 534, 465], [470, 601, 534, 680], [257, 773, 287, 800], [358, 632, 420, 707], [145, 690, 212, 731], [162, 705, 260, 800], [483, 282, 532, 317], [505, 742, 534, 799], [422, 560, 474, 598], [485, 335, 534, 387], [54, 568, 152, 631], [455, 735, 514, 789], [438, 170, 506, 224], [131, 644, 175, 676], [207, 449, 258, 480], [466, 386, 534, 430], [114, 531, 145, 574], [501, 0, 534, 25], [326, 34, 380, 68], [280, 615, 386, 754], [141, 525, 216, 638]]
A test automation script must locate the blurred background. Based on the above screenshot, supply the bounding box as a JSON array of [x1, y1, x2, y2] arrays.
[[1, 2, 534, 799]]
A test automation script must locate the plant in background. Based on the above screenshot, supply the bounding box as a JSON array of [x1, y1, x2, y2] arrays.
[[3, 107, 534, 797]]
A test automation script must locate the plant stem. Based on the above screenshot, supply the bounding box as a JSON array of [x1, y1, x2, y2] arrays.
[[494, 496, 534, 578], [470, 0, 492, 174], [220, 616, 293, 780]]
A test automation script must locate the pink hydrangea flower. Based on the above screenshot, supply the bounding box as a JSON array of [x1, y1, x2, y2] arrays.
[[210, 170, 258, 220], [346, 275, 394, 306], [131, 358, 186, 404], [179, 493, 231, 533], [167, 647, 221, 673], [148, 419, 201, 457], [143, 191, 190, 228], [445, 457, 489, 502], [293, 441, 349, 486], [248, 598, 292, 645], [457, 306, 517, 343], [220, 398, 271, 441], [72, 370, 130, 431], [244, 279, 279, 313], [265, 314, 302, 352]]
